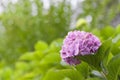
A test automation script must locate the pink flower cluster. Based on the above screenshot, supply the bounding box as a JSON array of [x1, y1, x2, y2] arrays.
[[60, 31, 101, 65]]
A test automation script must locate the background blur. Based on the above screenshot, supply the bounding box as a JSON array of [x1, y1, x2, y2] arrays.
[[0, 0, 120, 80], [0, 0, 120, 64]]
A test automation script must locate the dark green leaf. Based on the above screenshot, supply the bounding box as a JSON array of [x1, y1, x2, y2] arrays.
[[107, 53, 120, 80], [75, 62, 89, 78], [111, 34, 120, 55]]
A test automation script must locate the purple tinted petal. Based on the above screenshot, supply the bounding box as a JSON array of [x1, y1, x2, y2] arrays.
[[60, 30, 101, 65], [63, 57, 81, 65]]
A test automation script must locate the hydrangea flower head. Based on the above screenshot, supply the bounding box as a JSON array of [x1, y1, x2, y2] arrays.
[[60, 30, 101, 65]]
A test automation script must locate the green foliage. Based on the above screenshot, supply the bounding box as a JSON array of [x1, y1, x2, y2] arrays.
[[0, 0, 120, 65], [43, 69, 83, 80], [100, 26, 115, 40], [86, 78, 101, 80], [107, 54, 120, 80], [0, 25, 120, 80], [35, 41, 48, 51], [0, 0, 120, 80], [75, 62, 89, 78], [111, 25, 120, 55], [0, 0, 71, 63]]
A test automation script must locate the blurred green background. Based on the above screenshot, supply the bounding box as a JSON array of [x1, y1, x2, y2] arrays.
[[0, 0, 120, 80]]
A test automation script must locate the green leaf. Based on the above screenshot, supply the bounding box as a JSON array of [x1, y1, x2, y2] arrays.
[[34, 41, 48, 51], [100, 26, 115, 40], [15, 62, 29, 71], [91, 29, 100, 37], [49, 39, 63, 52], [86, 77, 101, 80], [80, 38, 112, 71], [111, 34, 120, 55], [75, 62, 89, 78], [43, 69, 84, 80], [40, 53, 61, 65], [0, 67, 13, 80], [19, 52, 35, 61], [19, 51, 46, 61], [33, 51, 45, 60], [19, 72, 36, 80], [116, 25, 120, 34], [91, 29, 103, 41], [107, 53, 120, 80]]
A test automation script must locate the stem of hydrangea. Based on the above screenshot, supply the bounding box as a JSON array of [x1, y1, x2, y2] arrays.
[[101, 71, 107, 80], [100, 62, 108, 79], [71, 65, 77, 71]]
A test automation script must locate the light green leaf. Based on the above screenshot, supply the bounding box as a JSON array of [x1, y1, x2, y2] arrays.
[[43, 69, 83, 80], [19, 52, 35, 61], [18, 72, 36, 80], [107, 53, 120, 80], [15, 62, 29, 71], [40, 53, 61, 65], [116, 25, 120, 34], [35, 41, 48, 51], [33, 51, 45, 60], [1, 67, 13, 80], [19, 51, 46, 61]]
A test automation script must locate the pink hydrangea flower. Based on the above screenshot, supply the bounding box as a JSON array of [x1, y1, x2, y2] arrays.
[[60, 30, 101, 65]]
